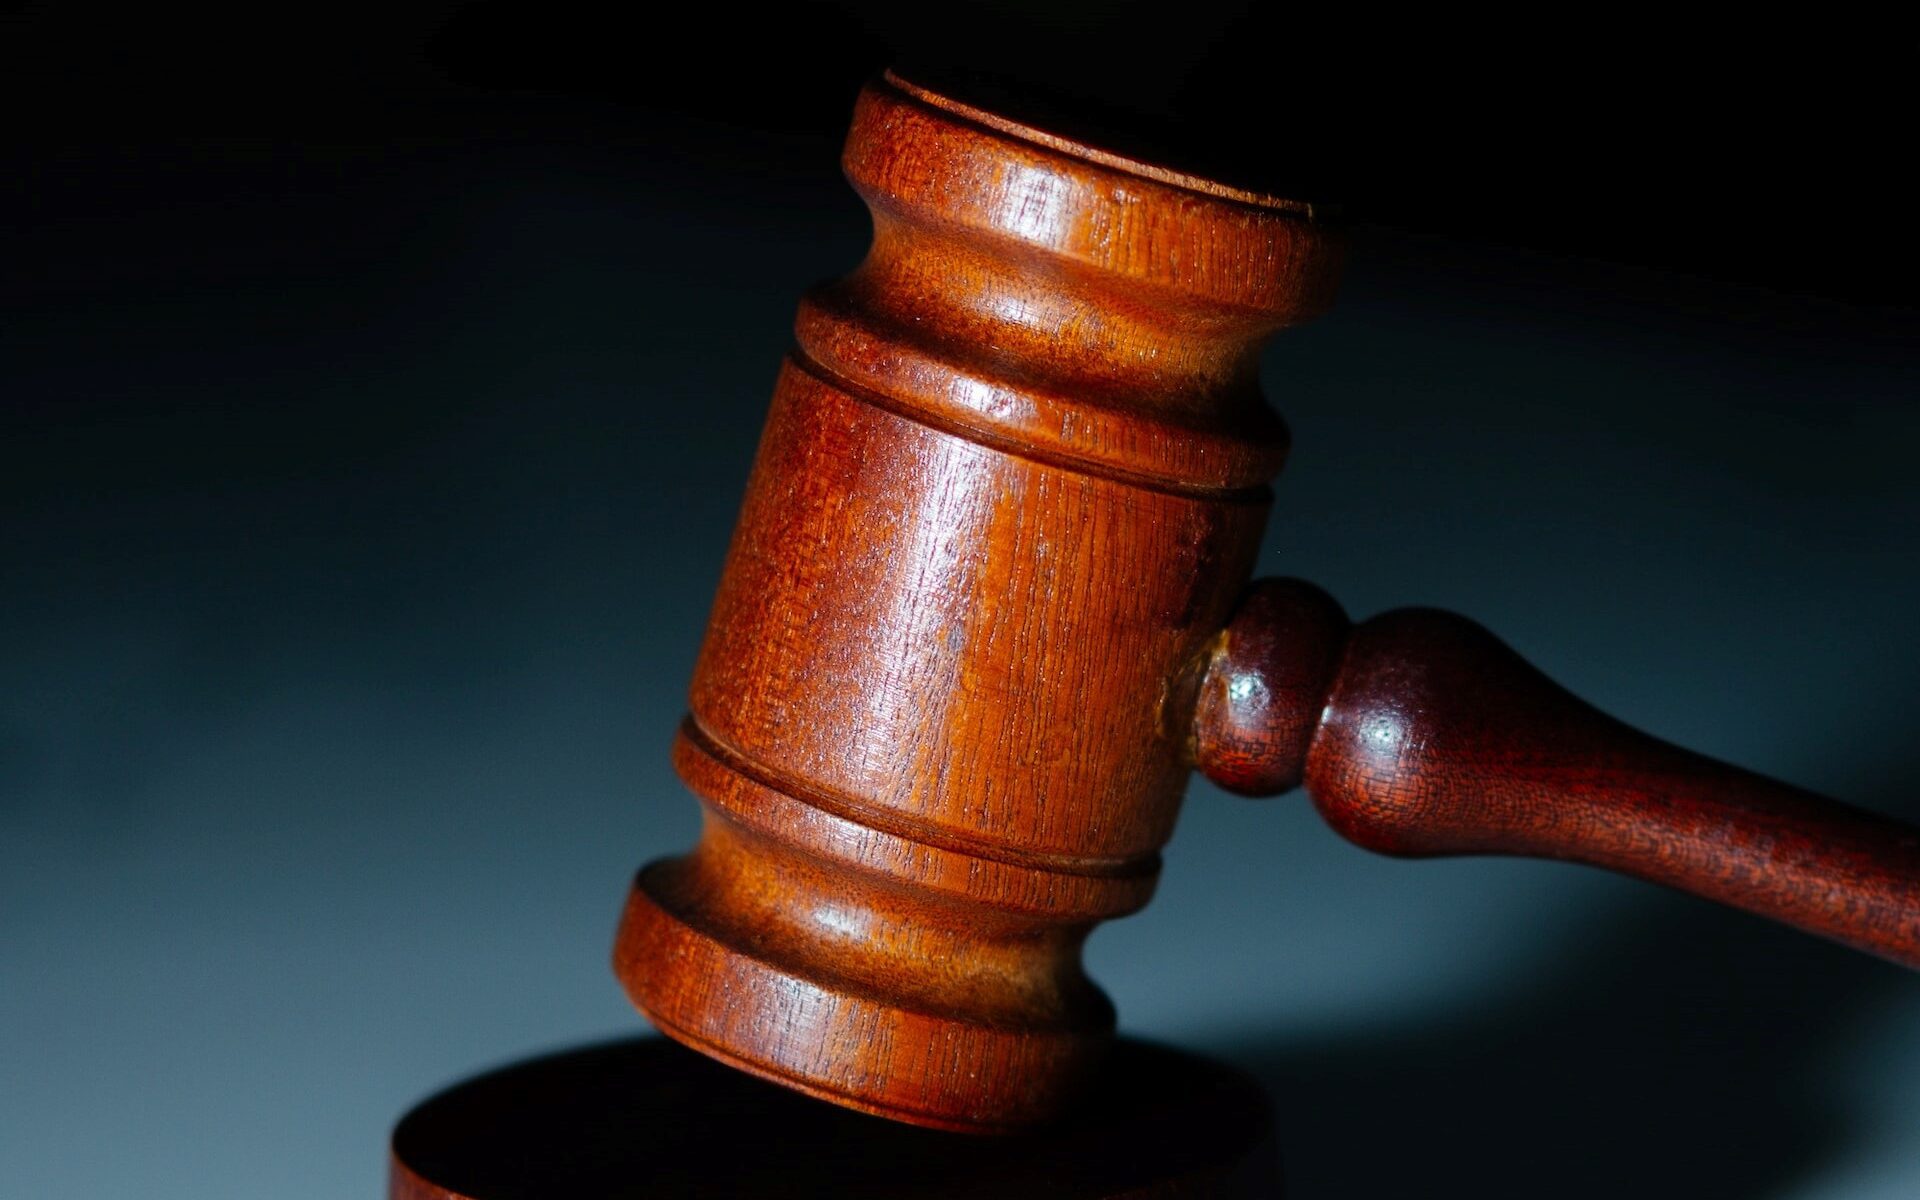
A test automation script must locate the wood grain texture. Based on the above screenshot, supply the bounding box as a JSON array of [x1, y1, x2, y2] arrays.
[[616, 66, 1920, 1138], [1192, 579, 1920, 967], [613, 71, 1341, 1133]]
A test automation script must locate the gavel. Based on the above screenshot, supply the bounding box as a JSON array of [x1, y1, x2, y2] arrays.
[[611, 70, 1920, 1135]]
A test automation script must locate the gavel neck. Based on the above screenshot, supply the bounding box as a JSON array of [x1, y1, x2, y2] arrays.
[[1190, 578, 1920, 969]]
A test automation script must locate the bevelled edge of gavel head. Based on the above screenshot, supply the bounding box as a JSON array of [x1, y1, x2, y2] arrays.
[[612, 68, 1344, 1133]]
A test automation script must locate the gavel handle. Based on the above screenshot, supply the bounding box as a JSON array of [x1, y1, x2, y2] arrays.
[[1190, 579, 1920, 968]]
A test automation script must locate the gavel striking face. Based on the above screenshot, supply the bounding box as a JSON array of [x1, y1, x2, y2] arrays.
[[614, 71, 1920, 1133]]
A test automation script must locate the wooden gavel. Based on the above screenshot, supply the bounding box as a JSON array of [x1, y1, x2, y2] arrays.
[[612, 70, 1920, 1135]]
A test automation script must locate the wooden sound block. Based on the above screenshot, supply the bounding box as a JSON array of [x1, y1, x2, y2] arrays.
[[389, 1036, 1279, 1199]]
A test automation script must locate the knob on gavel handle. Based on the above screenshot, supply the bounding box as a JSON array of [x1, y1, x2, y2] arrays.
[[1191, 579, 1920, 967]]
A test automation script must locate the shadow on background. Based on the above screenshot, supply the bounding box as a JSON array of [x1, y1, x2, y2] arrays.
[[1236, 857, 1914, 1198]]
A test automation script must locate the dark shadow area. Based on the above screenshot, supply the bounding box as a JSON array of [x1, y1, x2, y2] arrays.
[[1234, 883, 1907, 1198], [393, 1036, 1277, 1199], [6, 2, 1913, 305]]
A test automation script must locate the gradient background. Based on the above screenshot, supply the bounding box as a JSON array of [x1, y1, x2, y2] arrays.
[[5, 5, 1918, 1196]]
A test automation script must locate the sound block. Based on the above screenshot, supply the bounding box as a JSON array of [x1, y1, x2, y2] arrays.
[[390, 1036, 1279, 1198]]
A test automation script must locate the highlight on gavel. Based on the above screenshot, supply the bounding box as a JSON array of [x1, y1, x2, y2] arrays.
[[591, 70, 1920, 1136]]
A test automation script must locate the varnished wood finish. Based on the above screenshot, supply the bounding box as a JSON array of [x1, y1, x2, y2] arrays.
[[614, 71, 1340, 1132], [1193, 579, 1920, 967], [617, 70, 1920, 1135], [1187, 579, 1348, 797], [388, 1037, 1278, 1199]]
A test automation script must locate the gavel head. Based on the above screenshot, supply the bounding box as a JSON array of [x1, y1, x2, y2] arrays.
[[614, 70, 1343, 1132]]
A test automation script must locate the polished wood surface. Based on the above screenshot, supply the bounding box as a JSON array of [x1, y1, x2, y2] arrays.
[[1194, 579, 1920, 967], [614, 70, 1341, 1133], [615, 69, 1920, 1135], [389, 1037, 1278, 1199]]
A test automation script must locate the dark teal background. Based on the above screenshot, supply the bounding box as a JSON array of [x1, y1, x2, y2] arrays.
[[4, 8, 1918, 1196]]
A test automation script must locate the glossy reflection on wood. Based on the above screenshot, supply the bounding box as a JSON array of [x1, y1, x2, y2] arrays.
[[616, 68, 1920, 1137], [1193, 579, 1920, 968], [614, 69, 1341, 1133]]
